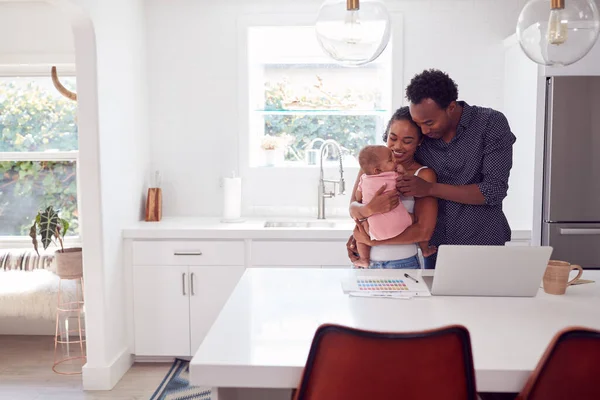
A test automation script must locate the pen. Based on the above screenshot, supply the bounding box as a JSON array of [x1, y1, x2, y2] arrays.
[[404, 273, 419, 283]]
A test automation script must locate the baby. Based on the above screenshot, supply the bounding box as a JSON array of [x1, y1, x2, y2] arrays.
[[354, 145, 430, 268]]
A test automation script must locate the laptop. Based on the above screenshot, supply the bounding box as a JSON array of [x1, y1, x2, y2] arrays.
[[430, 245, 553, 297]]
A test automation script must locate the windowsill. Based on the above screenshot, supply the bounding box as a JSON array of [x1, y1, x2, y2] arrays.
[[0, 236, 82, 250]]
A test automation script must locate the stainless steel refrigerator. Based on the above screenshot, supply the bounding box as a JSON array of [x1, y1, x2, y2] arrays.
[[542, 76, 600, 269]]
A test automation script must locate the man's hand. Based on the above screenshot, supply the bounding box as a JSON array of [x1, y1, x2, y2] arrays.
[[365, 184, 399, 215], [421, 245, 438, 258], [397, 175, 434, 198], [346, 235, 359, 263]]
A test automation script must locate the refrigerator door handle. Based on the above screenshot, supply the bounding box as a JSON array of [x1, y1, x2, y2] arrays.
[[559, 228, 600, 235]]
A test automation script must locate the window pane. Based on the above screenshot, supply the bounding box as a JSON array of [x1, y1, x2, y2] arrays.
[[0, 77, 78, 152], [248, 26, 391, 166], [264, 114, 383, 161], [0, 161, 78, 236], [262, 65, 387, 111]]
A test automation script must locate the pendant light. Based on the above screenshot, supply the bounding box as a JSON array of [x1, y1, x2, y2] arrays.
[[315, 0, 391, 66], [516, 0, 600, 67]]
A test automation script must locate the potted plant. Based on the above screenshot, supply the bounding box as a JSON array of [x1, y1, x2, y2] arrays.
[[29, 206, 82, 279], [260, 134, 292, 166]]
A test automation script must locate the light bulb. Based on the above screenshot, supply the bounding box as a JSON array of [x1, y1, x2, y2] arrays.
[[343, 9, 363, 45], [315, 0, 391, 66], [547, 8, 568, 44], [516, 0, 600, 66]]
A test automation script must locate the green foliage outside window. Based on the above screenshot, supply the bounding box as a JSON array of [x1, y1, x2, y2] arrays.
[[261, 77, 383, 161], [0, 78, 79, 236]]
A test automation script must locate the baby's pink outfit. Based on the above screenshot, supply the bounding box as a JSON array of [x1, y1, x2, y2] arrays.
[[358, 171, 412, 241]]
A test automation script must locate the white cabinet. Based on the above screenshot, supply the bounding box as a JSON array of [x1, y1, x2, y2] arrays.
[[189, 265, 245, 354], [130, 240, 246, 357], [251, 240, 349, 268], [133, 265, 190, 356]]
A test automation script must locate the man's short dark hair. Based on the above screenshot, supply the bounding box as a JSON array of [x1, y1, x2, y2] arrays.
[[405, 69, 459, 109]]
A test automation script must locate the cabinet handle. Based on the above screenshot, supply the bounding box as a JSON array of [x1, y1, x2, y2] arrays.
[[182, 273, 186, 295], [174, 251, 203, 256], [560, 228, 600, 236], [191, 272, 195, 296]]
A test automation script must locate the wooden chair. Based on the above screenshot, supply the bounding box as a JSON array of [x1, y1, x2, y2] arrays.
[[517, 327, 600, 400], [293, 323, 477, 400]]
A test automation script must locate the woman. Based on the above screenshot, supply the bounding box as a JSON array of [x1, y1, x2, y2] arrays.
[[348, 106, 438, 269]]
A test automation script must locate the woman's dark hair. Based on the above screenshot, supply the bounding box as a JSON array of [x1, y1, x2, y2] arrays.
[[405, 69, 458, 109], [382, 106, 422, 142]]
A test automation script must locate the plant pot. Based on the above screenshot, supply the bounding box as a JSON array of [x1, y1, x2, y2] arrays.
[[263, 149, 277, 167], [263, 149, 285, 167], [55, 247, 83, 279]]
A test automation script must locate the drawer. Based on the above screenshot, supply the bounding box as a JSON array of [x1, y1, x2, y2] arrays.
[[251, 241, 349, 266], [132, 240, 245, 266]]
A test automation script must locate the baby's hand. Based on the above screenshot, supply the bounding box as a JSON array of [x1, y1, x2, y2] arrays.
[[396, 164, 407, 176]]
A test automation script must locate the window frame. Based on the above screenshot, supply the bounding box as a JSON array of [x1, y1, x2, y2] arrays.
[[0, 64, 80, 246], [237, 12, 404, 176]]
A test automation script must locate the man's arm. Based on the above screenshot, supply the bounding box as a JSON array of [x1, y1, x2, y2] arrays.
[[400, 112, 516, 206], [429, 183, 485, 205]]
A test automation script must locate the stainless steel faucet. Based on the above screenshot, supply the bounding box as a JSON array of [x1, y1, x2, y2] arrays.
[[317, 139, 345, 219]]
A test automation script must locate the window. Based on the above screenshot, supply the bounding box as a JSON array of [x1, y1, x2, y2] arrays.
[[247, 26, 392, 168], [0, 72, 78, 237]]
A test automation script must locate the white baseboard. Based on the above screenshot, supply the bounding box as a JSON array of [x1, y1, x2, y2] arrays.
[[134, 355, 190, 363], [82, 346, 133, 390]]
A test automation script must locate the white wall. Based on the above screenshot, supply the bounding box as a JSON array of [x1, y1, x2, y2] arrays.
[[0, 2, 74, 64], [145, 0, 536, 231], [76, 0, 151, 389], [503, 36, 540, 232], [30, 0, 152, 390]]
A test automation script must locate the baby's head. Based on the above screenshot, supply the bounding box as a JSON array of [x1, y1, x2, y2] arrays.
[[358, 145, 400, 175]]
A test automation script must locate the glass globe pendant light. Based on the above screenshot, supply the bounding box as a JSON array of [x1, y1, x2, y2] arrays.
[[315, 0, 391, 66], [516, 0, 600, 67]]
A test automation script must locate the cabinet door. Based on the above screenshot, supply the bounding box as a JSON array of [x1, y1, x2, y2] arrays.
[[132, 265, 190, 356], [189, 266, 246, 355]]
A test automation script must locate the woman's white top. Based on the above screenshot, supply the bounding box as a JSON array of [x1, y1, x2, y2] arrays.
[[370, 166, 429, 262]]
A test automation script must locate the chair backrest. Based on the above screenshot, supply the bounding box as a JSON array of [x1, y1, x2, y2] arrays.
[[517, 327, 600, 400], [294, 324, 477, 400]]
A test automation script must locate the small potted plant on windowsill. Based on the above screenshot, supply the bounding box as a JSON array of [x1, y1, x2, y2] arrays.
[[260, 134, 292, 167], [30, 206, 82, 279]]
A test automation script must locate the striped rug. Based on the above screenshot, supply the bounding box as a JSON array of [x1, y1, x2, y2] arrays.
[[150, 358, 211, 400]]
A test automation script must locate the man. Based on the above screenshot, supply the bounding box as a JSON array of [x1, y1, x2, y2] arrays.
[[399, 68, 516, 269]]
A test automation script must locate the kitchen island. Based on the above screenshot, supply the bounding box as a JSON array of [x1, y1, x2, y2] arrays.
[[189, 268, 600, 400]]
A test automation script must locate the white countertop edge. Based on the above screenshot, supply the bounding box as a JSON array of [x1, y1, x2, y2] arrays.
[[122, 229, 356, 240], [189, 363, 529, 393], [121, 217, 532, 241], [190, 365, 299, 390]]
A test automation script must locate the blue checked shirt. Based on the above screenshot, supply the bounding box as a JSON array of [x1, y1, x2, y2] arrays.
[[415, 101, 516, 246]]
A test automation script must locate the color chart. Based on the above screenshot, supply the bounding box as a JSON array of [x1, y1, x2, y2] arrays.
[[341, 274, 432, 298], [356, 277, 408, 292]]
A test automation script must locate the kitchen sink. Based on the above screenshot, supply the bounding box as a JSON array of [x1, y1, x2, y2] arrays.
[[264, 221, 339, 228]]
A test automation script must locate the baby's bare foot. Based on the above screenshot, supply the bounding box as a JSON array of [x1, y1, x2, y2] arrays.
[[353, 259, 370, 268]]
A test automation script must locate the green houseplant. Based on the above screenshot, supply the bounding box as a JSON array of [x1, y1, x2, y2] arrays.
[[30, 206, 82, 279]]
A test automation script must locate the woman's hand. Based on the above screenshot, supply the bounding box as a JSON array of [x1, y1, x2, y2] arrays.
[[353, 221, 374, 246], [365, 184, 399, 216]]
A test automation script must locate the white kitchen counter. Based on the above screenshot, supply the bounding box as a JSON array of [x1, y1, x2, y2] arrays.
[[189, 268, 600, 399], [122, 216, 532, 241]]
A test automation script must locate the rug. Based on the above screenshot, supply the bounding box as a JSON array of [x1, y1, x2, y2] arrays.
[[150, 358, 212, 400]]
